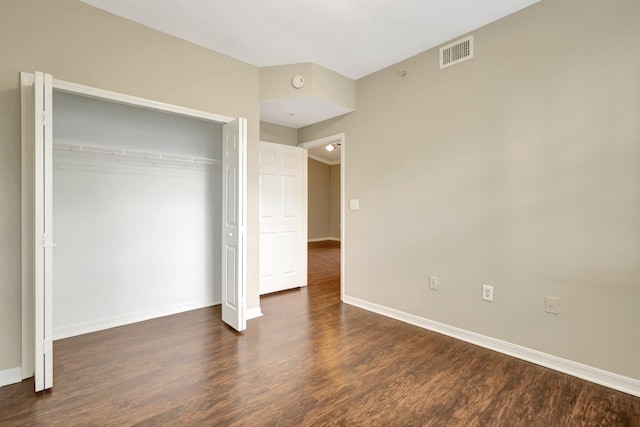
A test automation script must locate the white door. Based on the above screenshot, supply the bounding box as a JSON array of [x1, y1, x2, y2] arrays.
[[33, 72, 54, 392], [259, 141, 307, 294], [221, 118, 247, 331]]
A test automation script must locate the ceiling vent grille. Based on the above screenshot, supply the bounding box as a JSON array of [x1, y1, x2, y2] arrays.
[[440, 35, 473, 69]]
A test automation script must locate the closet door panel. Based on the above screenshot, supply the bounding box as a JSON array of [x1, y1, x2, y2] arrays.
[[221, 118, 246, 331]]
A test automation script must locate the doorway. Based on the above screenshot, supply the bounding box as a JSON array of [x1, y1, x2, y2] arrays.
[[51, 91, 223, 339], [298, 134, 345, 300]]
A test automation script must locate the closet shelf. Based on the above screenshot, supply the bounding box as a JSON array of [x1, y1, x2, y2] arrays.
[[53, 142, 221, 165]]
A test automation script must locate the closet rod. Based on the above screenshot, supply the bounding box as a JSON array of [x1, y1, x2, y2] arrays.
[[53, 142, 221, 165]]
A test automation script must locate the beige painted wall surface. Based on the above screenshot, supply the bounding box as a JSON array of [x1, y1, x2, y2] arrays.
[[300, 0, 640, 379], [311, 64, 356, 110], [260, 121, 298, 146], [308, 159, 331, 239], [260, 63, 314, 100], [329, 164, 341, 239], [260, 62, 355, 110], [0, 0, 260, 372]]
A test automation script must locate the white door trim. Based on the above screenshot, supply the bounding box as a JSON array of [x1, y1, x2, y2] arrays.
[[52, 78, 234, 123], [21, 72, 245, 383], [20, 72, 35, 381], [298, 133, 345, 301]]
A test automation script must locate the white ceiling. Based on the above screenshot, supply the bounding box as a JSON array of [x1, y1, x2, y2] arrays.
[[80, 0, 541, 127], [260, 97, 353, 129], [308, 143, 341, 165]]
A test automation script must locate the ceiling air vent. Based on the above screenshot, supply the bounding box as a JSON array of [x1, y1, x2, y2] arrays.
[[440, 35, 473, 69]]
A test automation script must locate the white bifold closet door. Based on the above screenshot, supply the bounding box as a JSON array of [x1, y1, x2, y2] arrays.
[[221, 118, 247, 331], [33, 72, 54, 392], [24, 71, 247, 392]]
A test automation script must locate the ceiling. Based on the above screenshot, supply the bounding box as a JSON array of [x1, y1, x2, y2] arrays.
[[308, 143, 341, 165], [260, 97, 353, 129], [80, 0, 541, 127]]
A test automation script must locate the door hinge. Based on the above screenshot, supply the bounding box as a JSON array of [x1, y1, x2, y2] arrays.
[[37, 233, 56, 248], [43, 339, 53, 355], [36, 110, 51, 126], [36, 339, 52, 355]]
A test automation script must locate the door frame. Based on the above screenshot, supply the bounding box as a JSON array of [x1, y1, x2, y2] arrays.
[[20, 73, 244, 382], [298, 133, 345, 300]]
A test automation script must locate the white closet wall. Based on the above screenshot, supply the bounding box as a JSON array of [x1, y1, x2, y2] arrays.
[[52, 92, 223, 340]]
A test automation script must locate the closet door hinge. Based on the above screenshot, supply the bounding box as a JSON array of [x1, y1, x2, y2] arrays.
[[36, 110, 51, 126], [44, 339, 53, 356], [36, 339, 53, 355], [37, 233, 56, 248]]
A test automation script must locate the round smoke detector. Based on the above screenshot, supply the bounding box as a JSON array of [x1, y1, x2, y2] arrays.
[[291, 75, 305, 89]]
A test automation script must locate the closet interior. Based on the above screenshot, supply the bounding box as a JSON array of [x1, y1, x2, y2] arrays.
[[52, 91, 224, 340]]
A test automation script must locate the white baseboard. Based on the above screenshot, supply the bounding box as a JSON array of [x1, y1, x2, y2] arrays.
[[308, 237, 341, 242], [343, 295, 640, 397], [246, 306, 263, 320], [53, 298, 219, 340], [0, 367, 22, 388]]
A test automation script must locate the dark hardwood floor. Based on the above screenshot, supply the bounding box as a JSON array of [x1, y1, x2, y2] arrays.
[[1, 240, 638, 426]]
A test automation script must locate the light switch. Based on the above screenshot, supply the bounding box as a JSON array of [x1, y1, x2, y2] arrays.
[[349, 199, 359, 210]]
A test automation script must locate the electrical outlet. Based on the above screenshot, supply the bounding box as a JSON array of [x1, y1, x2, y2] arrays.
[[429, 276, 438, 290], [482, 285, 493, 302], [545, 296, 559, 314]]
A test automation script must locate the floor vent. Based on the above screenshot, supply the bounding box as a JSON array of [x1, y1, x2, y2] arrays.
[[440, 35, 473, 69]]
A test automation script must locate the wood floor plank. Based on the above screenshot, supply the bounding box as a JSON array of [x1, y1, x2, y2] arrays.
[[1, 240, 638, 426]]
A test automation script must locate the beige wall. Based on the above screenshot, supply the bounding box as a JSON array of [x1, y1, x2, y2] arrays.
[[307, 159, 331, 240], [308, 159, 341, 240], [0, 0, 260, 372], [300, 0, 640, 380], [261, 63, 314, 100], [311, 64, 356, 110], [329, 164, 341, 239], [260, 62, 355, 110], [260, 121, 298, 146]]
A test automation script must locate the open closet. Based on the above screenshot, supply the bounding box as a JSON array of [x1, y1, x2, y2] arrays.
[[53, 90, 224, 339], [21, 72, 247, 392]]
